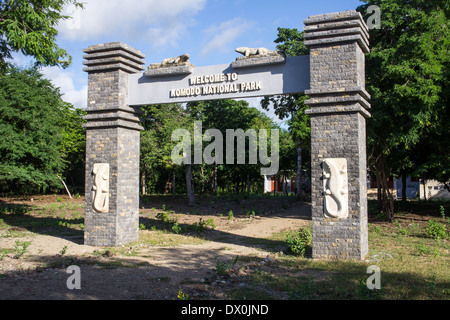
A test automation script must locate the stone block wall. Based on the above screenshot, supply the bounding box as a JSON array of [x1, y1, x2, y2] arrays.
[[304, 11, 371, 260], [83, 42, 145, 247]]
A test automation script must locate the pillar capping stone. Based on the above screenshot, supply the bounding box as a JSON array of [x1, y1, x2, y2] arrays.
[[304, 10, 370, 54], [83, 42, 146, 73]]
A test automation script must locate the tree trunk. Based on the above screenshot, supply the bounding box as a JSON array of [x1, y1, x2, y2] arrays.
[[377, 173, 382, 210], [422, 176, 427, 201], [297, 142, 302, 200], [401, 172, 407, 202], [185, 164, 195, 206], [246, 174, 250, 195], [214, 165, 218, 195], [141, 170, 146, 195], [173, 172, 176, 195], [376, 154, 394, 220]]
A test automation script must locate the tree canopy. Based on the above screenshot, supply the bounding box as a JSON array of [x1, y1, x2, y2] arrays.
[[357, 0, 450, 218], [0, 0, 83, 70], [0, 66, 72, 192]]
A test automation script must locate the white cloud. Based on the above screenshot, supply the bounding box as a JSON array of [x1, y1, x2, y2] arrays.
[[201, 18, 254, 56], [58, 0, 206, 45], [41, 67, 88, 109]]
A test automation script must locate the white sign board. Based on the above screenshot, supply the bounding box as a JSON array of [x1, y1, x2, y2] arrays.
[[128, 55, 309, 105]]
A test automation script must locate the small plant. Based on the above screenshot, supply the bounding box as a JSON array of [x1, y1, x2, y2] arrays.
[[228, 210, 234, 220], [59, 245, 68, 256], [398, 227, 409, 236], [192, 218, 207, 232], [13, 240, 31, 259], [205, 218, 216, 229], [441, 205, 450, 225], [139, 223, 146, 230], [286, 228, 312, 257], [415, 242, 431, 256], [172, 222, 182, 234], [162, 204, 166, 211], [371, 225, 382, 233], [177, 288, 189, 300], [426, 219, 448, 240], [156, 211, 169, 222], [215, 261, 229, 276], [215, 256, 238, 276], [246, 210, 256, 218]]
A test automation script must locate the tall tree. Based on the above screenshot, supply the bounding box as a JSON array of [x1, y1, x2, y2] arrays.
[[261, 27, 310, 199], [0, 0, 83, 70], [0, 66, 67, 193], [357, 0, 449, 219], [59, 102, 86, 192]]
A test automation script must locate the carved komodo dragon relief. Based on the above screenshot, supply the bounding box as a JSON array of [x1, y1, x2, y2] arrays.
[[92, 163, 109, 213], [322, 159, 348, 219], [235, 47, 283, 58]]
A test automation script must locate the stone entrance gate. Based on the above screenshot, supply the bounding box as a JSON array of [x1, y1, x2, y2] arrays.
[[82, 10, 371, 260]]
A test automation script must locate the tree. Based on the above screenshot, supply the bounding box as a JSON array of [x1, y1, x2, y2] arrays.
[[59, 102, 86, 193], [139, 104, 195, 205], [357, 0, 449, 219], [261, 27, 310, 199], [0, 66, 68, 193], [0, 0, 83, 70], [187, 99, 276, 195]]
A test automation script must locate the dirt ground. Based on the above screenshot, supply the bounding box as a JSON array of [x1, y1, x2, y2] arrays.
[[0, 195, 311, 300]]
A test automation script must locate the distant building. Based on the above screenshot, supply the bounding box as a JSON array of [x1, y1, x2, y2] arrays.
[[394, 177, 420, 199], [264, 175, 296, 194], [419, 180, 450, 200], [393, 177, 450, 200]]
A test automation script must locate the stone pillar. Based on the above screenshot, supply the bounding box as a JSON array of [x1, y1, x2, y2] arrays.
[[83, 42, 145, 246], [304, 11, 371, 260]]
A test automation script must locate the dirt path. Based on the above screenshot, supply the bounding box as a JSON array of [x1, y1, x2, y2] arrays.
[[0, 201, 311, 300]]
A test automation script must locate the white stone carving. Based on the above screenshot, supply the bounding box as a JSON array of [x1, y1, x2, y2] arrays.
[[149, 54, 194, 69], [235, 47, 284, 58], [92, 163, 109, 213], [322, 158, 348, 219]]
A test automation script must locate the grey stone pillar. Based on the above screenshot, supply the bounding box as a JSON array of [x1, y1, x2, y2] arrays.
[[304, 11, 371, 260], [83, 42, 145, 246]]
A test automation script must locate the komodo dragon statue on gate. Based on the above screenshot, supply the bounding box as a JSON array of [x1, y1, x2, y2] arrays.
[[235, 47, 284, 58]]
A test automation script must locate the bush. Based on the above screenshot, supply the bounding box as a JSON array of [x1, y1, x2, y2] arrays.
[[286, 227, 312, 257], [426, 220, 448, 240]]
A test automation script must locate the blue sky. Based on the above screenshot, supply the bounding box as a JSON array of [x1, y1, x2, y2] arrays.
[[11, 0, 363, 121]]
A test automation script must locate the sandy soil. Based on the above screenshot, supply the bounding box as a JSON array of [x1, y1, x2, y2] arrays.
[[0, 197, 311, 300]]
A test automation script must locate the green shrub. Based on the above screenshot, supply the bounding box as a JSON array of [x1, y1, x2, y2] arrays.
[[205, 218, 216, 229], [172, 222, 182, 234], [286, 228, 312, 257], [426, 220, 448, 240], [13, 240, 31, 259]]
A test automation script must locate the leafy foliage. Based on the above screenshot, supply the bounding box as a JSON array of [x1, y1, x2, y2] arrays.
[[0, 66, 69, 193], [286, 227, 312, 257], [0, 0, 84, 70], [357, 0, 450, 219]]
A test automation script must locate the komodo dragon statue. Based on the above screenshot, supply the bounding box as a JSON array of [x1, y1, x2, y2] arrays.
[[149, 54, 194, 69], [235, 47, 283, 58]]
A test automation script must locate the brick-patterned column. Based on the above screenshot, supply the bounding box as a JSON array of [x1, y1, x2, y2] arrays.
[[83, 42, 145, 246], [304, 11, 371, 260]]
